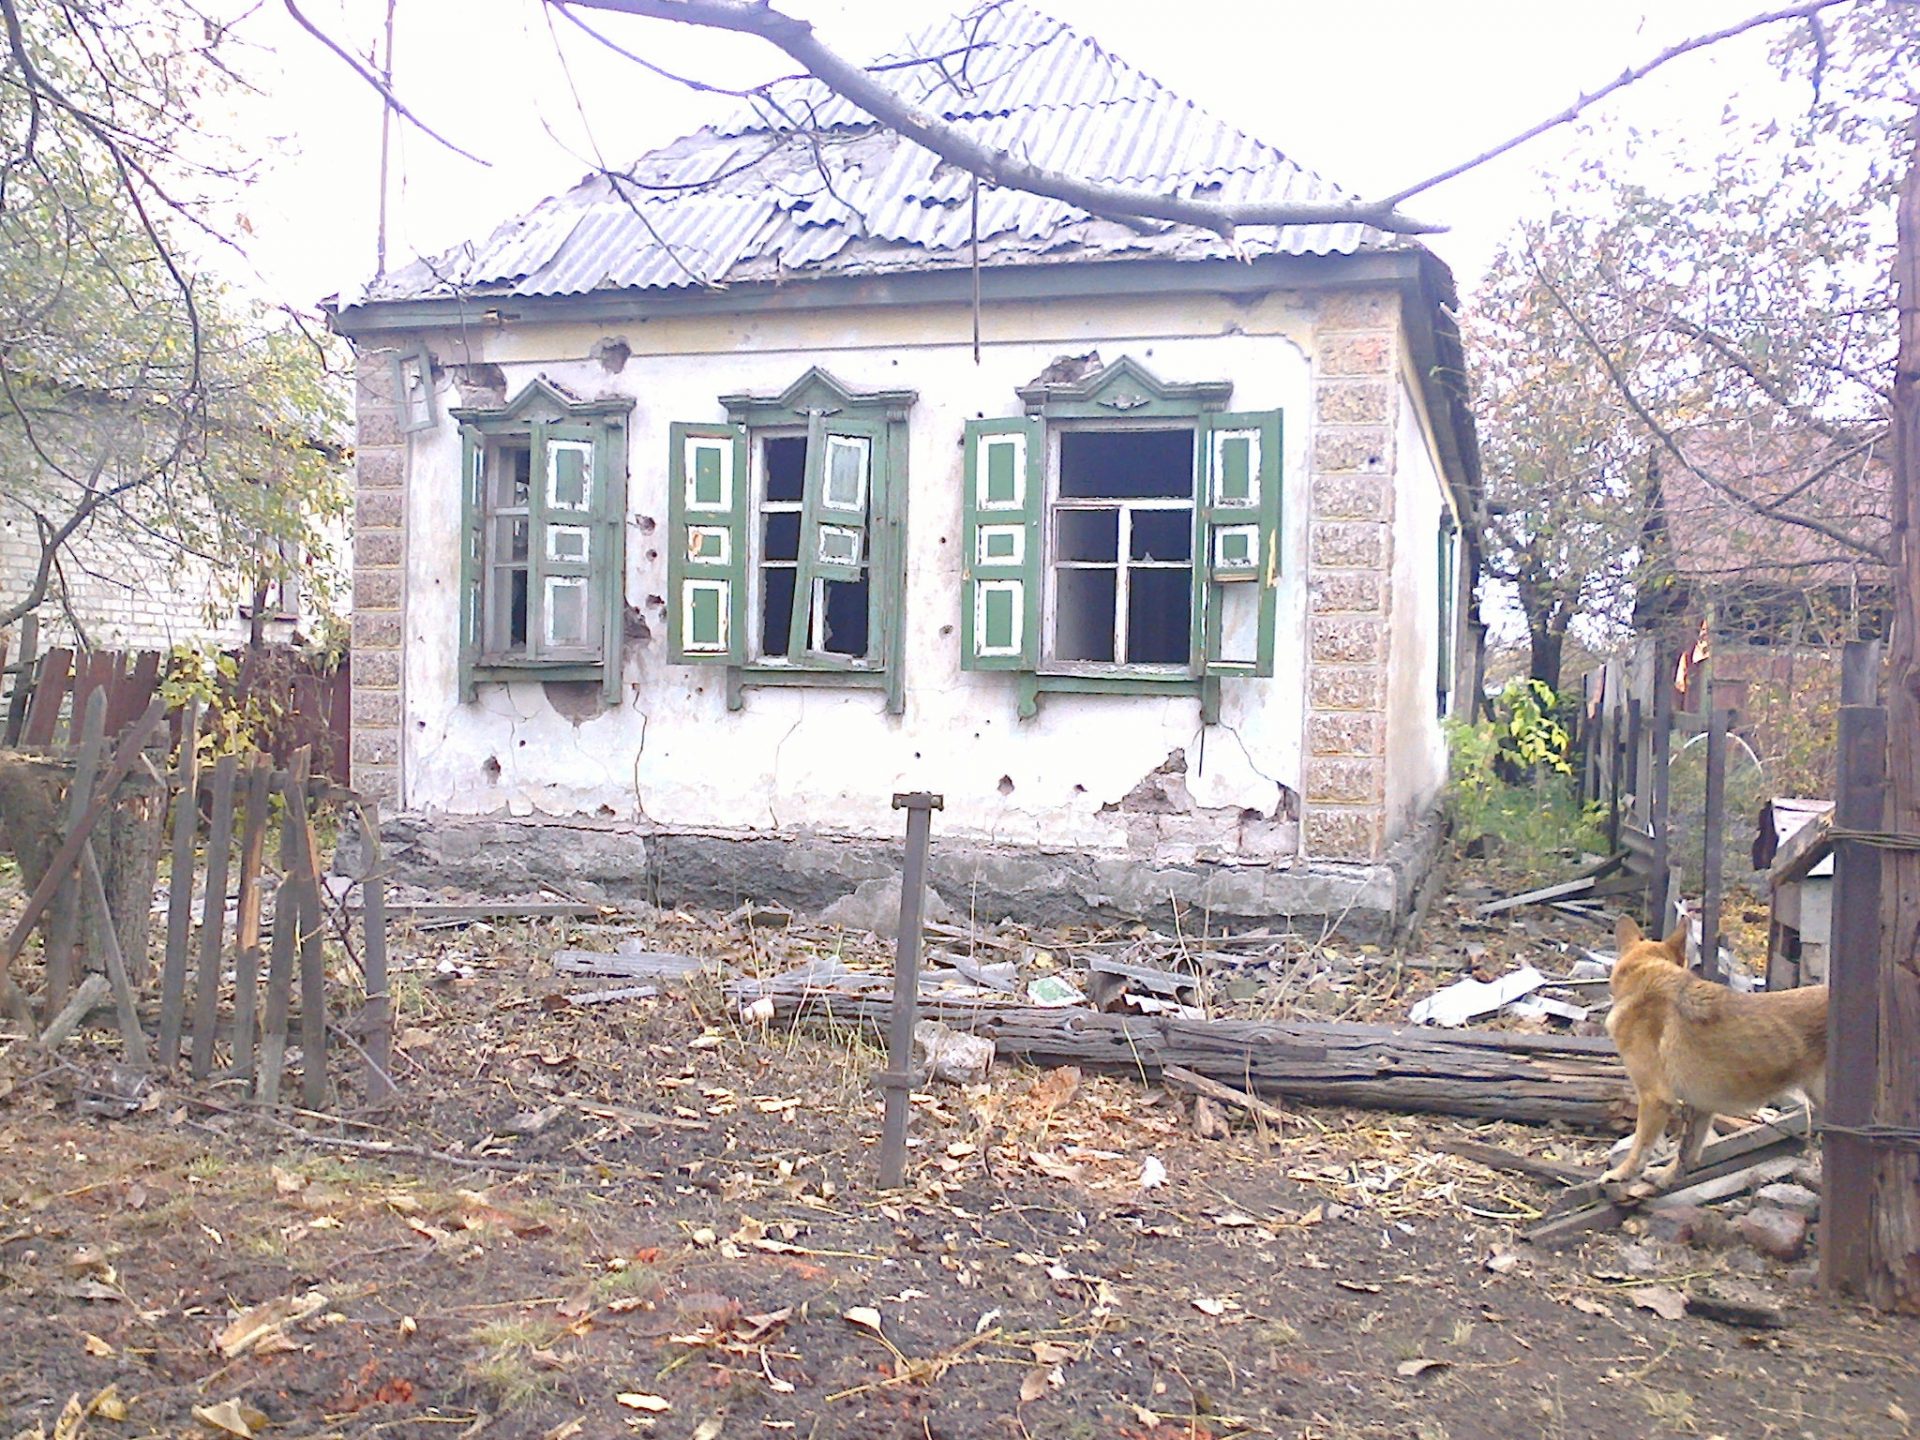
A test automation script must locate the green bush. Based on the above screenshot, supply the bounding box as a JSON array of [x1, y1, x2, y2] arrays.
[[1444, 679, 1603, 873]]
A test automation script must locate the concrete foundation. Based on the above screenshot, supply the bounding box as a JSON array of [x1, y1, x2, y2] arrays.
[[372, 803, 1448, 942]]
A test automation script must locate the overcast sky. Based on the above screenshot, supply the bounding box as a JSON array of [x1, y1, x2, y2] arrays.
[[219, 0, 1808, 314]]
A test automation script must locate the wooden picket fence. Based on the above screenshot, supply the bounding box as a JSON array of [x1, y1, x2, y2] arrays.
[[0, 630, 391, 1107]]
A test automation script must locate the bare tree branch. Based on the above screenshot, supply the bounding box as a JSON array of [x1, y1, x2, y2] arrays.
[[281, 0, 490, 167], [552, 0, 1444, 238], [1378, 0, 1856, 209]]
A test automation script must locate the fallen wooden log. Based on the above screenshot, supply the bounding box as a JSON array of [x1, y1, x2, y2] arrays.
[[732, 986, 1634, 1131]]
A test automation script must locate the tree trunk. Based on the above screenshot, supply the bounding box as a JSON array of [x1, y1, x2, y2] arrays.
[[1528, 618, 1565, 689], [1874, 104, 1920, 1314]]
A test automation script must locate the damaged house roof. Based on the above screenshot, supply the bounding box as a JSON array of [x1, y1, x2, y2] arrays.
[[1658, 426, 1891, 590], [344, 3, 1415, 308]]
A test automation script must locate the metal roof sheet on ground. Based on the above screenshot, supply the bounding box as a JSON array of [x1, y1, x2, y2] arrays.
[[351, 2, 1411, 309]]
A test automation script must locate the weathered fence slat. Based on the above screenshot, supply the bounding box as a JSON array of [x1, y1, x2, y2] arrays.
[[21, 647, 73, 747], [156, 700, 201, 1069], [281, 749, 329, 1109], [228, 757, 273, 1085], [42, 688, 110, 1012], [258, 875, 298, 1108], [1, 693, 171, 977], [79, 837, 150, 1070], [189, 754, 239, 1079], [0, 614, 35, 745]]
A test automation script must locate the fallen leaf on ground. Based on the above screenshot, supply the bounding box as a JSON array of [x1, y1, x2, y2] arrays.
[[1335, 1280, 1381, 1294], [215, 1291, 329, 1358], [1019, 1366, 1060, 1402], [87, 1385, 127, 1422], [191, 1399, 266, 1437], [843, 1306, 884, 1334], [1137, 1156, 1167, 1189], [691, 1419, 724, 1440], [1031, 1341, 1074, 1365], [1397, 1358, 1451, 1379], [1631, 1286, 1688, 1321], [82, 1334, 113, 1357], [1568, 1295, 1613, 1318], [541, 1422, 584, 1440], [615, 1393, 671, 1412], [270, 1166, 307, 1195], [1191, 1297, 1230, 1317]]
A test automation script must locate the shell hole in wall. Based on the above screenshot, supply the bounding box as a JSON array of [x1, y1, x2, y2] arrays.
[[483, 755, 501, 784], [647, 549, 658, 561], [592, 337, 631, 373], [1072, 783, 1086, 794], [997, 775, 1014, 795], [647, 595, 665, 608], [637, 515, 657, 534], [544, 680, 601, 724]]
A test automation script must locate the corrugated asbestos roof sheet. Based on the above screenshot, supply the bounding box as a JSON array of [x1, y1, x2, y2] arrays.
[[352, 3, 1406, 307]]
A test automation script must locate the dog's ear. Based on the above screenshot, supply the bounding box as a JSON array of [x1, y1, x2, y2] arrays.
[[1615, 915, 1642, 951], [1661, 923, 1688, 956]]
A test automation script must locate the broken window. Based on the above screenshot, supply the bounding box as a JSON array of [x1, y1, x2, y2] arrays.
[[667, 370, 912, 711], [961, 357, 1282, 705], [454, 380, 633, 705]]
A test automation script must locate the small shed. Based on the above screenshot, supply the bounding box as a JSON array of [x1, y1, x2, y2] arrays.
[[1755, 797, 1834, 990]]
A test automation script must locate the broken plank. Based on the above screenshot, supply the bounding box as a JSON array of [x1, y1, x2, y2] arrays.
[[38, 973, 111, 1050], [1435, 1137, 1590, 1189], [1545, 1111, 1810, 1218], [384, 901, 613, 922], [566, 984, 660, 1005], [1162, 1063, 1288, 1127], [190, 753, 240, 1079], [1476, 861, 1636, 916], [1647, 1153, 1800, 1210], [1686, 1287, 1786, 1330], [552, 949, 713, 981]]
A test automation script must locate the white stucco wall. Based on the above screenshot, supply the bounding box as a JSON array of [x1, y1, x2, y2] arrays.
[[394, 292, 1331, 861], [1384, 363, 1455, 836]]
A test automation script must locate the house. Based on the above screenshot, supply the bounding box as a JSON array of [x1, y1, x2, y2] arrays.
[[1640, 426, 1889, 746], [324, 4, 1481, 936]]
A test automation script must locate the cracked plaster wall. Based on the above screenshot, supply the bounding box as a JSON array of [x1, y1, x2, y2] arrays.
[[350, 286, 1447, 884]]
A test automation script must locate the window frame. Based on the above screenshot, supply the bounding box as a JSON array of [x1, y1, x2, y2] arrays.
[[960, 356, 1280, 720], [451, 378, 633, 705], [668, 368, 915, 714]]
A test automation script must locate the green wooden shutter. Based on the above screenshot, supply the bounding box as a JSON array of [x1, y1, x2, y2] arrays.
[[789, 415, 882, 656], [535, 421, 599, 663], [1199, 410, 1283, 678], [597, 418, 628, 705], [667, 421, 748, 665], [961, 417, 1042, 671], [458, 427, 484, 702]]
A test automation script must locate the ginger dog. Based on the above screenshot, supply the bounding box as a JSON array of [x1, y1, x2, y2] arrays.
[[1601, 916, 1827, 1187]]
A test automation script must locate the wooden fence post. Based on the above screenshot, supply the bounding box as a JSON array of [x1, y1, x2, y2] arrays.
[[1649, 647, 1676, 933], [157, 701, 200, 1070], [1823, 652, 1886, 1299], [1699, 681, 1734, 982]]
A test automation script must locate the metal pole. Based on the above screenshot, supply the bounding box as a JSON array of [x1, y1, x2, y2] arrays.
[[878, 791, 943, 1189]]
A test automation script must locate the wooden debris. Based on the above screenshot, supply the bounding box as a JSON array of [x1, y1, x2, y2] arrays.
[[553, 949, 713, 982], [1435, 1137, 1588, 1189], [1526, 1113, 1810, 1249], [566, 984, 660, 1005], [1686, 1283, 1787, 1330], [39, 974, 111, 1050], [1191, 1094, 1229, 1140], [1162, 1063, 1289, 1129], [1648, 1154, 1800, 1210], [1087, 954, 1200, 1014], [733, 987, 1633, 1130]]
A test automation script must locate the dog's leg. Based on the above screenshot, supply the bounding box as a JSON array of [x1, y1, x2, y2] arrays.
[[1648, 1106, 1713, 1189], [1602, 1094, 1672, 1184]]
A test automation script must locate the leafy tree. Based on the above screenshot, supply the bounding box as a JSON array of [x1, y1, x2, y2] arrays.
[[0, 0, 347, 640]]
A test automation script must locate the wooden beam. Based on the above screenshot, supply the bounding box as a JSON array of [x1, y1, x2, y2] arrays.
[[735, 987, 1635, 1131]]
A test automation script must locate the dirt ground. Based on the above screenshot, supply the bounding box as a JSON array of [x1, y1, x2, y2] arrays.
[[2, 865, 1917, 1440]]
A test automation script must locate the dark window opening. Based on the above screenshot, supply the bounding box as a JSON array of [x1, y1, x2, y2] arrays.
[[1050, 427, 1195, 667], [1060, 428, 1193, 499], [821, 577, 870, 656], [754, 432, 872, 662]]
